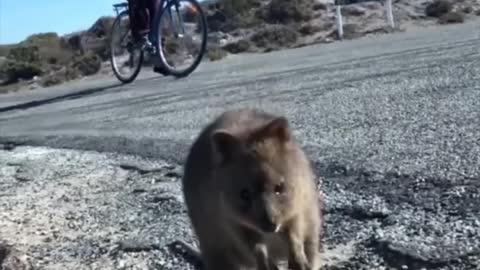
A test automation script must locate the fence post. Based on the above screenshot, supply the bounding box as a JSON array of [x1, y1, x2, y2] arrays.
[[336, 5, 343, 39], [385, 0, 395, 28]]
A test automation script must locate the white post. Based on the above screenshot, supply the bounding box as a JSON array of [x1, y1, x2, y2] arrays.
[[335, 5, 343, 39], [385, 0, 395, 29]]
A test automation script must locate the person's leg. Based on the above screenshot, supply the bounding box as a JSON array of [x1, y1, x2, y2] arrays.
[[147, 0, 163, 29], [127, 0, 150, 42]]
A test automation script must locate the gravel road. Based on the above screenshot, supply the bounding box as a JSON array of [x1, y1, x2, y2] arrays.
[[1, 20, 480, 269]]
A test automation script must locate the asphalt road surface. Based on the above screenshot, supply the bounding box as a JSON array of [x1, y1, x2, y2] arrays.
[[1, 21, 480, 269]]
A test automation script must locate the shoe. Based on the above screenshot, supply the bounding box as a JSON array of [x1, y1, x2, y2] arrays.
[[132, 33, 150, 50], [153, 65, 170, 76]]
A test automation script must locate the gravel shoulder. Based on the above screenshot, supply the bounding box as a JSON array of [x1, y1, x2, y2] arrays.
[[0, 146, 195, 270]]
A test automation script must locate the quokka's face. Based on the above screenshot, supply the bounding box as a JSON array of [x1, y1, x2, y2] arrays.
[[220, 153, 295, 233], [211, 114, 297, 233]]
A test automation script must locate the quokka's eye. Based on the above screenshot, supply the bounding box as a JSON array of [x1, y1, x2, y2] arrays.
[[274, 183, 285, 195], [240, 188, 251, 201]]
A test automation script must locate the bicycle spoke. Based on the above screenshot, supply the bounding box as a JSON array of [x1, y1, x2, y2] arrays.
[[110, 9, 143, 83], [154, 0, 207, 76]]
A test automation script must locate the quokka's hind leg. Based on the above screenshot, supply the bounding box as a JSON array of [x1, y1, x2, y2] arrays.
[[303, 236, 321, 270], [254, 243, 281, 270]]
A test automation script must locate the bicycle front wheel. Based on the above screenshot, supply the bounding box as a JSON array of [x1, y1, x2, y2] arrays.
[[153, 0, 208, 78], [110, 10, 144, 84]]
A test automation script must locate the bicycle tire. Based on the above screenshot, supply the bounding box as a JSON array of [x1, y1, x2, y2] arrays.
[[153, 0, 208, 78], [110, 10, 144, 84]]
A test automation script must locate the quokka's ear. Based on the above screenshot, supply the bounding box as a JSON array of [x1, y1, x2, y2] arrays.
[[211, 130, 242, 165], [252, 116, 291, 143]]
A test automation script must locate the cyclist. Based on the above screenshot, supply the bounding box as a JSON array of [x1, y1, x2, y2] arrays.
[[127, 0, 169, 75]]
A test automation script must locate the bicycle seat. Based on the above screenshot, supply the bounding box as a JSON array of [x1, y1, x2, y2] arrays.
[[113, 2, 128, 8]]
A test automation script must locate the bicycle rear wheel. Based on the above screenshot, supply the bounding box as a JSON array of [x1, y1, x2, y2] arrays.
[[110, 10, 144, 84], [153, 0, 208, 78]]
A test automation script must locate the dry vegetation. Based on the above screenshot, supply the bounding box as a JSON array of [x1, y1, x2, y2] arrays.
[[1, 0, 479, 92], [0, 17, 114, 92]]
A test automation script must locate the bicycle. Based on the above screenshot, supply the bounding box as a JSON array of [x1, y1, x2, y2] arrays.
[[110, 0, 208, 83]]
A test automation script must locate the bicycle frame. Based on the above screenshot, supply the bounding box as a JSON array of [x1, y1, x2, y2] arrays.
[[110, 0, 208, 81], [112, 1, 185, 45]]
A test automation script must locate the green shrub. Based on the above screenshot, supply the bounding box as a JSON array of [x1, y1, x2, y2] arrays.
[[0, 45, 13, 57], [12, 32, 74, 66], [0, 60, 42, 85], [71, 53, 101, 76], [22, 32, 60, 48], [7, 46, 40, 63]]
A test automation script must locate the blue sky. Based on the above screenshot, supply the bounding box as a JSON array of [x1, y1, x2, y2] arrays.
[[0, 0, 119, 44], [0, 0, 210, 45]]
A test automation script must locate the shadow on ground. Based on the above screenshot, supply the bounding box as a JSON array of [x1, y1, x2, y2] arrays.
[[0, 82, 123, 114]]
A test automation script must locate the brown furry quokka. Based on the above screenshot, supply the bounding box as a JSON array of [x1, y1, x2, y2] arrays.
[[181, 108, 323, 270]]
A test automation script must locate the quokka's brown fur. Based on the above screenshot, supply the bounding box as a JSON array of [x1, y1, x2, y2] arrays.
[[181, 108, 323, 270]]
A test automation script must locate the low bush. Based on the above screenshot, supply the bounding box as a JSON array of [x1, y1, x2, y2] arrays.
[[207, 46, 228, 61], [7, 46, 40, 63], [259, 0, 314, 24], [0, 60, 42, 85], [71, 53, 101, 76], [250, 25, 298, 48], [438, 11, 465, 24], [222, 39, 251, 53], [425, 0, 452, 17]]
